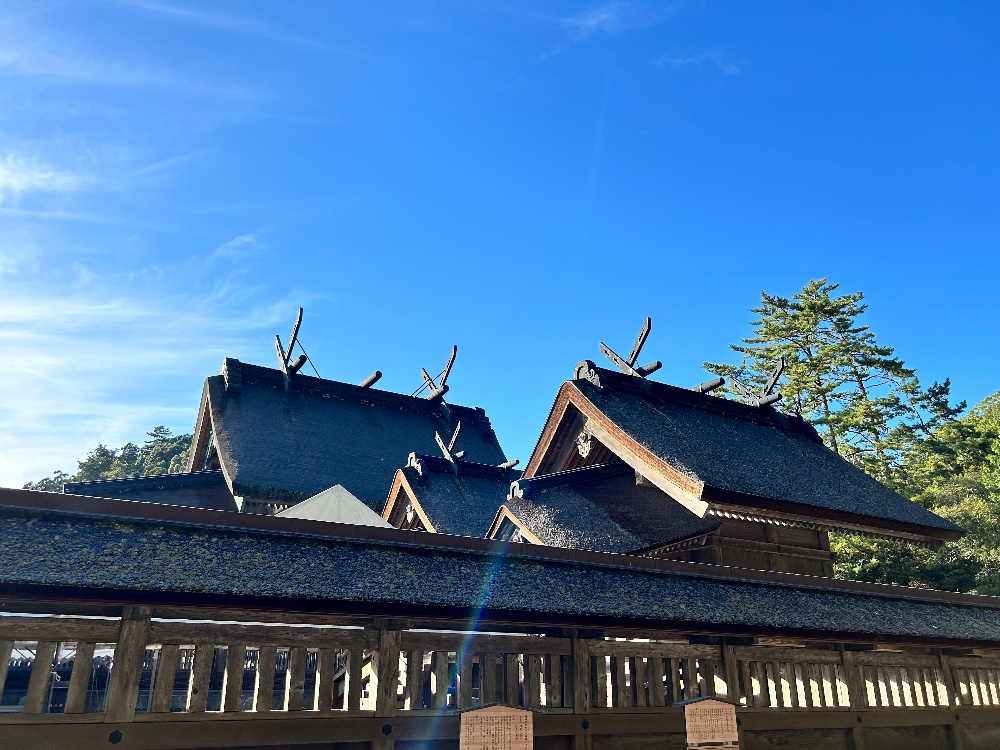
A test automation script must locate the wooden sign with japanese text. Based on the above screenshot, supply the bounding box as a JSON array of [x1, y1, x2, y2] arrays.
[[459, 705, 533, 750], [683, 698, 739, 748]]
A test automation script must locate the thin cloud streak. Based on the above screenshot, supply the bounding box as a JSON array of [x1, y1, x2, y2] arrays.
[[119, 0, 360, 56], [0, 42, 259, 99], [558, 2, 680, 41], [535, 1, 681, 60], [0, 154, 92, 202], [0, 270, 303, 488], [656, 49, 742, 75]]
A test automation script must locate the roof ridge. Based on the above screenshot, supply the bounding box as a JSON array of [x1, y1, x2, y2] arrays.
[[513, 462, 631, 498], [585, 364, 823, 443], [221, 359, 491, 419], [408, 453, 521, 480]]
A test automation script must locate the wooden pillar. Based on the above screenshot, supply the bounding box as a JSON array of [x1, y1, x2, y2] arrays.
[[373, 628, 401, 750], [841, 649, 866, 750], [571, 631, 592, 750], [939, 654, 965, 750], [105, 606, 151, 724], [374, 628, 401, 716]]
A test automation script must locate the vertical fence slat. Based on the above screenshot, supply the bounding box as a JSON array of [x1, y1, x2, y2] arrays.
[[284, 646, 308, 711], [347, 648, 364, 711], [650, 656, 665, 707], [550, 654, 564, 708], [633, 657, 646, 707], [406, 650, 423, 710], [527, 654, 542, 708], [0, 639, 12, 702], [314, 648, 335, 711], [737, 659, 751, 708], [458, 653, 473, 708], [64, 641, 96, 714], [151, 645, 180, 713], [105, 609, 151, 724], [186, 644, 214, 713], [596, 656, 608, 708], [572, 636, 589, 713], [223, 645, 246, 713], [254, 646, 277, 713], [784, 663, 798, 708], [505, 653, 520, 706], [433, 651, 450, 709], [669, 659, 683, 705], [482, 653, 497, 705], [24, 640, 58, 714]]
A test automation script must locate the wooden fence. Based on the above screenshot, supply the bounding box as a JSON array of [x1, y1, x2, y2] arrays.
[[2, 607, 1000, 749]]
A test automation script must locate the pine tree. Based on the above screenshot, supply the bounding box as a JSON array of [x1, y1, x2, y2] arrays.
[[705, 279, 963, 492]]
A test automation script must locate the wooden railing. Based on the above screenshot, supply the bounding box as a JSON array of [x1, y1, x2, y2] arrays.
[[3, 610, 1000, 723]]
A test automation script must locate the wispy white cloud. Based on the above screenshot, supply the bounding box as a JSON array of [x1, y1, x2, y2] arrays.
[[0, 207, 118, 224], [0, 259, 303, 488], [558, 2, 679, 41], [534, 2, 680, 60], [118, 0, 335, 52], [0, 36, 258, 99], [0, 154, 92, 203], [210, 232, 266, 262], [656, 49, 742, 75], [135, 150, 208, 177]]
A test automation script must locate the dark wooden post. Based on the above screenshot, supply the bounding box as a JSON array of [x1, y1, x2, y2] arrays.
[[572, 631, 592, 750], [939, 654, 966, 750], [105, 606, 151, 724], [373, 626, 401, 750], [840, 649, 866, 750]]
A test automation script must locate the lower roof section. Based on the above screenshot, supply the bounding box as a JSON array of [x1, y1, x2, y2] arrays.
[[64, 470, 237, 512], [1, 487, 999, 646]]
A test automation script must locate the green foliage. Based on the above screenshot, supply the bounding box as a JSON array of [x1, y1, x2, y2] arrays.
[[23, 427, 192, 492], [704, 279, 969, 491], [712, 278, 1000, 594]]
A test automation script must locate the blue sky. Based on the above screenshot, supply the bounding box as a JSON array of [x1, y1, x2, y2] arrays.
[[1, 1, 998, 487]]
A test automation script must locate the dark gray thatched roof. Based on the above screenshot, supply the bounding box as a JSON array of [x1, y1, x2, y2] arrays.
[[566, 366, 961, 535], [503, 464, 719, 554], [64, 471, 237, 512], [398, 454, 520, 537], [202, 361, 508, 510], [1, 491, 998, 645]]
